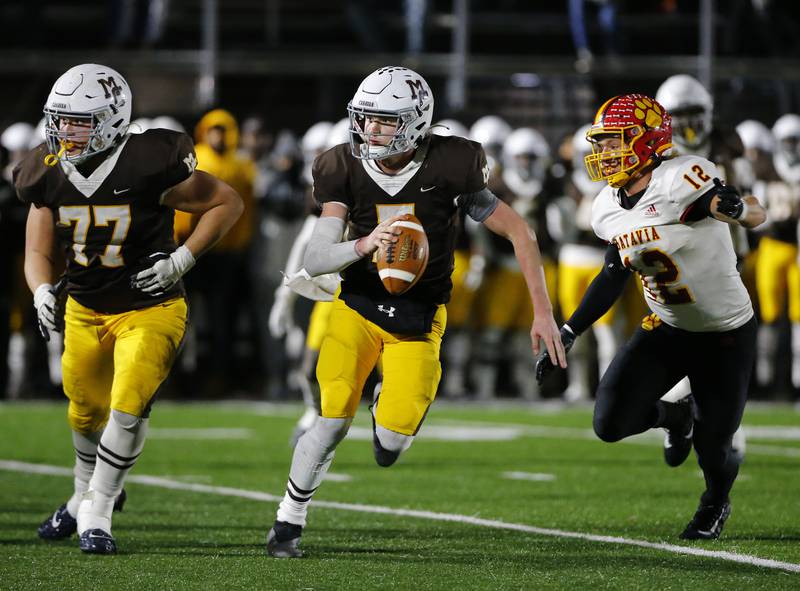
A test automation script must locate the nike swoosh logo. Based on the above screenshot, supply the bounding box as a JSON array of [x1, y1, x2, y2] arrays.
[[420, 185, 437, 192], [113, 188, 130, 195], [51, 515, 61, 528]]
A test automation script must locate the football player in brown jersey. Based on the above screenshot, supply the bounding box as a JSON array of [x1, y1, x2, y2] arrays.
[[16, 64, 243, 554], [266, 66, 566, 558]]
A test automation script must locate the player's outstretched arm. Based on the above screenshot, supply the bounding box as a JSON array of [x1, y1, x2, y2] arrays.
[[162, 169, 244, 258], [24, 205, 63, 340], [710, 178, 766, 229], [132, 170, 244, 296], [482, 199, 566, 368]]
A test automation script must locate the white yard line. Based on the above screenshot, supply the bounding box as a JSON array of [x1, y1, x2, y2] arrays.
[[1, 459, 798, 574], [502, 471, 557, 481]]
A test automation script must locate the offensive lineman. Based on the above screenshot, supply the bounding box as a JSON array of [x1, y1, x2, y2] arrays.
[[536, 94, 765, 539], [266, 66, 565, 558], [17, 64, 243, 554]]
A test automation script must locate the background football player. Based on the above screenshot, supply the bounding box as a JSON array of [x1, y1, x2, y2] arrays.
[[754, 114, 800, 390], [18, 64, 243, 554], [548, 124, 618, 402], [536, 93, 765, 540], [266, 66, 565, 558]]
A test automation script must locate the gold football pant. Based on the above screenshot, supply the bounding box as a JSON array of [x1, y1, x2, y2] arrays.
[[447, 249, 478, 328], [305, 300, 334, 352], [756, 236, 800, 324], [62, 296, 188, 434], [316, 297, 446, 436], [558, 262, 616, 326]]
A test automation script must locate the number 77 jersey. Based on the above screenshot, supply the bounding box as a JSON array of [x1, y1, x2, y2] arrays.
[[13, 129, 196, 313], [591, 154, 754, 332]]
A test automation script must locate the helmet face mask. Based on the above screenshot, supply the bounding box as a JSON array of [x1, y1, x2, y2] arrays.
[[44, 64, 131, 165], [347, 66, 434, 161], [670, 106, 712, 149], [655, 74, 712, 152], [584, 94, 672, 188]]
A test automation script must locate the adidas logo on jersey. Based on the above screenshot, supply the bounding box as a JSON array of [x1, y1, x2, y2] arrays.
[[644, 204, 660, 217]]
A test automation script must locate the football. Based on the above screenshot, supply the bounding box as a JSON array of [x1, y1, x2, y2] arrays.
[[376, 214, 429, 295]]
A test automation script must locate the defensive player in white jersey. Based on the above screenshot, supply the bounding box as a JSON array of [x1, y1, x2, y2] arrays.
[[536, 94, 765, 540]]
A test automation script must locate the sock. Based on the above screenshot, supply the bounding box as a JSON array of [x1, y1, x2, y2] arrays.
[[276, 417, 351, 527], [66, 430, 102, 517], [79, 410, 147, 534]]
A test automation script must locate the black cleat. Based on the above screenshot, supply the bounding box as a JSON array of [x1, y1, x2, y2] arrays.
[[38, 489, 127, 541], [663, 395, 695, 467], [37, 504, 77, 540], [267, 520, 303, 558], [680, 502, 731, 540], [79, 528, 117, 554]]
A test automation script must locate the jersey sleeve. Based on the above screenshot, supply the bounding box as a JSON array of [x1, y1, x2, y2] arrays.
[[13, 144, 50, 207], [454, 139, 489, 194], [668, 156, 722, 222], [312, 145, 352, 209], [151, 130, 197, 193]]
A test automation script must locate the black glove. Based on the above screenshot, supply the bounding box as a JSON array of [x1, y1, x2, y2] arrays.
[[535, 325, 577, 385], [713, 177, 744, 219]]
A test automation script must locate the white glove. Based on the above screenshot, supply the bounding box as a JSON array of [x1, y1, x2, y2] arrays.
[[131, 246, 196, 297], [269, 287, 294, 338], [464, 254, 486, 291], [33, 283, 57, 341], [283, 268, 339, 302]]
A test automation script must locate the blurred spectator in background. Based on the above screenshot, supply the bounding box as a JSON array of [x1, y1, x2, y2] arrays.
[[241, 116, 306, 398], [723, 0, 800, 57], [174, 109, 256, 396], [569, 0, 620, 73]]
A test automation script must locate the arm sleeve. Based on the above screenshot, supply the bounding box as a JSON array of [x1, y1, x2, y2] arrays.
[[456, 187, 500, 222], [680, 187, 717, 222], [303, 215, 363, 276], [564, 244, 632, 335]]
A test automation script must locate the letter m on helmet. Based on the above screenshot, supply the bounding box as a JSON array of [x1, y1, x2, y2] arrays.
[[98, 77, 122, 102], [406, 79, 429, 104]]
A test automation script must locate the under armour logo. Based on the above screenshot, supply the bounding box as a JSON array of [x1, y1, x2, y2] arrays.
[[183, 153, 197, 174], [377, 305, 395, 317]]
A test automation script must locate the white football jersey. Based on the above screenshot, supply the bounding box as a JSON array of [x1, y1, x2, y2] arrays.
[[592, 155, 753, 332]]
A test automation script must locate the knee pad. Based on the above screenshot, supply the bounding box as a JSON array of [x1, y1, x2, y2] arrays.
[[306, 417, 352, 453], [110, 409, 144, 431], [373, 424, 414, 467]]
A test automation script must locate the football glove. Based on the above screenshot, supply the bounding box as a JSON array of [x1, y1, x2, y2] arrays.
[[131, 246, 195, 297], [33, 283, 57, 341], [535, 325, 577, 385], [268, 287, 294, 339], [713, 177, 745, 219]]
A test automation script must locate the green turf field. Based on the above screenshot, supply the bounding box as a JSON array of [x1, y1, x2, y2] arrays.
[[1, 400, 799, 590]]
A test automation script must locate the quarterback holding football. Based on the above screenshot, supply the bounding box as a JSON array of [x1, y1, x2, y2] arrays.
[[266, 66, 565, 558], [537, 94, 765, 540]]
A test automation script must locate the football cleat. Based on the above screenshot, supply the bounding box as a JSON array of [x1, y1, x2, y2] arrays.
[[680, 502, 731, 540], [37, 488, 127, 541], [37, 504, 77, 540], [267, 520, 303, 558], [79, 528, 117, 554], [663, 395, 695, 467]]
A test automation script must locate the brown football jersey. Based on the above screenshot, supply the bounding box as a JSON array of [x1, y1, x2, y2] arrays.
[[14, 129, 196, 313], [313, 134, 488, 307]]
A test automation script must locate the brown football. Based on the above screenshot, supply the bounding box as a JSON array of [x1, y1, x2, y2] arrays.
[[376, 214, 429, 295]]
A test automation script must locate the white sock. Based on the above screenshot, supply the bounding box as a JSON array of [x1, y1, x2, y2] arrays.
[[66, 430, 102, 517], [79, 410, 147, 534], [276, 417, 350, 527], [757, 324, 778, 386], [593, 324, 617, 377]]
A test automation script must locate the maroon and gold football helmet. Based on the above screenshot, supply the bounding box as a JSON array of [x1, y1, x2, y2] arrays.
[[584, 94, 673, 188]]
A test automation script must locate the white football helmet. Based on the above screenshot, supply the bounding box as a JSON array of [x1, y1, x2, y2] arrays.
[[736, 120, 774, 154], [469, 115, 512, 158], [1, 122, 35, 153], [326, 118, 352, 150], [431, 119, 468, 138], [44, 63, 132, 164], [655, 74, 713, 151], [501, 127, 550, 202], [347, 66, 434, 160], [772, 113, 800, 167]]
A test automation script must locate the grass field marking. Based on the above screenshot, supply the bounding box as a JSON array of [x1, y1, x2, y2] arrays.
[[502, 471, 556, 482], [2, 459, 799, 574], [148, 428, 254, 440]]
